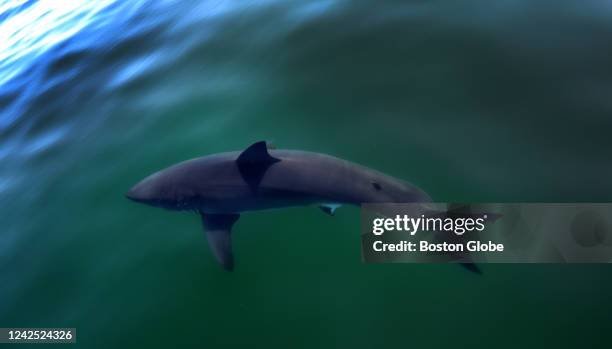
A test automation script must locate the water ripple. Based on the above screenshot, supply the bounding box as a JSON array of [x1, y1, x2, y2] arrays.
[[0, 0, 118, 86]]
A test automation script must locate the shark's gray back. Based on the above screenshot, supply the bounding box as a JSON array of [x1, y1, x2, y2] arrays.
[[171, 149, 430, 212], [128, 147, 430, 213]]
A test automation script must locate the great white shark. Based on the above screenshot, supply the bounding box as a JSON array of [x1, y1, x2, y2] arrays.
[[126, 141, 479, 272]]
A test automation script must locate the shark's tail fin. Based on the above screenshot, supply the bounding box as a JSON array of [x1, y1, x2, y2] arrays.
[[460, 262, 483, 275], [425, 204, 502, 275], [369, 203, 501, 275]]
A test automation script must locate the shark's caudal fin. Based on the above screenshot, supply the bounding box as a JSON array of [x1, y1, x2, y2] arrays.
[[460, 263, 483, 275], [199, 212, 240, 271], [429, 205, 501, 275], [371, 204, 499, 275], [236, 141, 281, 189]]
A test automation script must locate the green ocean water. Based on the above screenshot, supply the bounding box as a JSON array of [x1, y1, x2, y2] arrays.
[[1, 1, 612, 347]]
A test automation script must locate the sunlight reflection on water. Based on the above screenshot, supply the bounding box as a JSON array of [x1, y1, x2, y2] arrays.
[[0, 0, 117, 85]]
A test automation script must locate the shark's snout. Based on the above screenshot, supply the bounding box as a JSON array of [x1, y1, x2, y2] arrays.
[[125, 181, 148, 203], [126, 171, 178, 208], [126, 175, 161, 204]]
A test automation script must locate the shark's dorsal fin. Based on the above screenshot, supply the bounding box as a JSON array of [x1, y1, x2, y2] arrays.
[[199, 212, 240, 271], [236, 141, 280, 189], [237, 141, 280, 165]]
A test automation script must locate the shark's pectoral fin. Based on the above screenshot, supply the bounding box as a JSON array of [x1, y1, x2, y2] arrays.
[[319, 203, 341, 216], [236, 141, 281, 189], [199, 212, 240, 271]]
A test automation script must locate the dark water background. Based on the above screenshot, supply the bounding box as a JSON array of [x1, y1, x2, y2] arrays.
[[1, 1, 612, 347]]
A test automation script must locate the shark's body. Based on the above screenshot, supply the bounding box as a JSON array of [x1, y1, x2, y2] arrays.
[[126, 141, 432, 270]]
